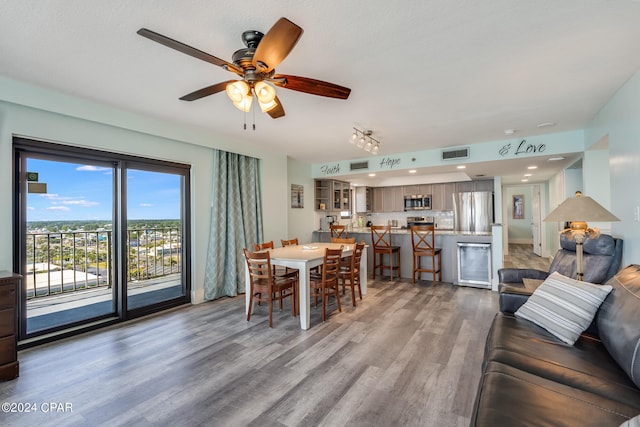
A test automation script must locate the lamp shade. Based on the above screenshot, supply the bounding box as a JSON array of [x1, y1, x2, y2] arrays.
[[544, 196, 620, 223]]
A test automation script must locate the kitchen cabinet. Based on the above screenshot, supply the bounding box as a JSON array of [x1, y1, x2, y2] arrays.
[[314, 180, 331, 211], [372, 187, 384, 212], [332, 180, 351, 211], [315, 179, 351, 211], [403, 184, 432, 195], [455, 179, 494, 193], [355, 186, 373, 213], [431, 182, 456, 210], [382, 186, 404, 212], [474, 179, 494, 192]]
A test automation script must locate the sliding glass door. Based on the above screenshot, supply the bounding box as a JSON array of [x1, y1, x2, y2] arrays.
[[14, 139, 191, 342], [125, 167, 187, 312], [21, 156, 116, 335]]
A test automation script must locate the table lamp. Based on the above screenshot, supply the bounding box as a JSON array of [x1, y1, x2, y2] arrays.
[[543, 191, 620, 280]]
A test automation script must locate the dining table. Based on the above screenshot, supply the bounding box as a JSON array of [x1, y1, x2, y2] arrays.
[[244, 242, 368, 330]]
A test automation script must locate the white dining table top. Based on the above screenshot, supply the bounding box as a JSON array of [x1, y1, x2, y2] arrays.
[[267, 242, 355, 262]]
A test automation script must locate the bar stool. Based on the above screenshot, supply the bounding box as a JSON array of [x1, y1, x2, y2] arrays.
[[370, 225, 401, 281], [330, 224, 347, 239], [410, 225, 441, 286]]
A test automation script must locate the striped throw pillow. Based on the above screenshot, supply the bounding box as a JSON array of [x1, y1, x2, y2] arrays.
[[515, 271, 613, 345]]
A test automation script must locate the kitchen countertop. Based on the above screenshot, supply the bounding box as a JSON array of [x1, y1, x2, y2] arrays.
[[316, 227, 492, 236]]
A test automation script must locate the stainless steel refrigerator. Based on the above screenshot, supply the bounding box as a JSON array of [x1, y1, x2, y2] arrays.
[[453, 191, 493, 232], [453, 191, 493, 288]]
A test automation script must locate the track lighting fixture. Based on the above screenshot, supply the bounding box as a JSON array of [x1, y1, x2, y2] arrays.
[[349, 128, 380, 155]]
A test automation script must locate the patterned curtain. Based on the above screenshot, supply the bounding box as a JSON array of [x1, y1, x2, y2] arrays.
[[203, 150, 263, 300]]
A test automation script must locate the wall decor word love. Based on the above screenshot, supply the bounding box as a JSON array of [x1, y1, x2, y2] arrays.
[[499, 140, 546, 157]]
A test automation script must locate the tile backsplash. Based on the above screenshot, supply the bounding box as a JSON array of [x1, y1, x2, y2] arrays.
[[351, 210, 455, 229]]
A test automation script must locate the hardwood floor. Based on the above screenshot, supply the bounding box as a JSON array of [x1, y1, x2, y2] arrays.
[[1, 277, 499, 426], [503, 243, 551, 271]]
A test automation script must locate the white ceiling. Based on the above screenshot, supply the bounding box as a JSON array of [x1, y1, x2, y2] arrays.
[[2, 0, 640, 185]]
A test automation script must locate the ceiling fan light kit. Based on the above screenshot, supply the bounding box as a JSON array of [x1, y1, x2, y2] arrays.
[[351, 128, 380, 155], [137, 17, 351, 121]]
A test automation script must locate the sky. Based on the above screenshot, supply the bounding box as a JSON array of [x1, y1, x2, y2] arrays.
[[27, 158, 181, 221]]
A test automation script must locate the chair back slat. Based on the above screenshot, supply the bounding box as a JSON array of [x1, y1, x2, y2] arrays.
[[371, 225, 393, 248], [243, 249, 273, 292], [330, 224, 347, 239], [411, 225, 436, 252], [254, 241, 275, 251], [331, 237, 356, 244], [281, 238, 299, 247]]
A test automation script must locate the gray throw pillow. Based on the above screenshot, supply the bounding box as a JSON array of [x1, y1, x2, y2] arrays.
[[515, 271, 613, 345]]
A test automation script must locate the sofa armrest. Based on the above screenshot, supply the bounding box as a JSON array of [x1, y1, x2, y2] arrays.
[[498, 268, 549, 284], [498, 285, 533, 314]]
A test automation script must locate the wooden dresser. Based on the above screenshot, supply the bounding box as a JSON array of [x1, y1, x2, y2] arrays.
[[0, 271, 20, 381]]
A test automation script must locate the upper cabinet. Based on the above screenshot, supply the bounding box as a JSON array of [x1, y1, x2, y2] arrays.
[[455, 179, 494, 193], [355, 186, 373, 213], [372, 186, 402, 212], [403, 184, 432, 195], [315, 179, 350, 211], [431, 182, 456, 211]]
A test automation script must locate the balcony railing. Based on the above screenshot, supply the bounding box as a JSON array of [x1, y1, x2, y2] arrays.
[[25, 228, 182, 299]]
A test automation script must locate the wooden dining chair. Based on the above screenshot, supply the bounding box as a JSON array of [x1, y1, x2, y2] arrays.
[[330, 224, 347, 239], [281, 238, 299, 247], [243, 248, 297, 327], [410, 225, 441, 286], [370, 225, 401, 281], [310, 247, 343, 321], [339, 242, 365, 307]]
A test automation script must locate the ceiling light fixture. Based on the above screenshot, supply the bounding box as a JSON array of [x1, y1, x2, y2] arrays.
[[457, 165, 466, 169], [504, 129, 516, 135], [350, 128, 381, 155], [548, 157, 566, 161], [527, 165, 538, 170]]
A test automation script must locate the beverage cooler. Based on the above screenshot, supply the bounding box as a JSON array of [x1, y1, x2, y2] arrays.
[[457, 242, 491, 289]]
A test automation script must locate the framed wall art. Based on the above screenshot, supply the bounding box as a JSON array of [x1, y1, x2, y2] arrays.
[[512, 194, 524, 219], [291, 184, 304, 208]]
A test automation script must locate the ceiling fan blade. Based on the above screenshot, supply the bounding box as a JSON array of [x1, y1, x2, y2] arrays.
[[270, 74, 351, 99], [137, 28, 243, 75], [267, 96, 285, 119], [179, 80, 237, 101], [252, 18, 303, 72]]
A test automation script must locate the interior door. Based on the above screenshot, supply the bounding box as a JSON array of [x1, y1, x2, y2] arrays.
[[532, 185, 542, 256]]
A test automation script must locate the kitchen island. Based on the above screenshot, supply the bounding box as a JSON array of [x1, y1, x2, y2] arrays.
[[313, 227, 495, 286]]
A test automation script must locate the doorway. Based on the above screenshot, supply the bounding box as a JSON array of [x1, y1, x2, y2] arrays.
[[14, 138, 191, 342]]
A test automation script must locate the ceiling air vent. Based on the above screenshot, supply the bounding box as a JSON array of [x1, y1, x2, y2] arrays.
[[441, 147, 470, 161], [350, 161, 369, 171]]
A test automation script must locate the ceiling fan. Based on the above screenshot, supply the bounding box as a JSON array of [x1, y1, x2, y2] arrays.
[[137, 17, 351, 119]]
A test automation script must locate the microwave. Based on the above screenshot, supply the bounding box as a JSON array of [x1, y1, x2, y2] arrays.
[[404, 194, 432, 211]]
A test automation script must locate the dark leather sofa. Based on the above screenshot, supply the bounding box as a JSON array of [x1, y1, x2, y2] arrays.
[[470, 264, 640, 426]]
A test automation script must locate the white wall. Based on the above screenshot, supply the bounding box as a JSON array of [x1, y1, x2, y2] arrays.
[[586, 71, 640, 266], [583, 148, 612, 234], [286, 158, 316, 243], [0, 78, 289, 304]]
